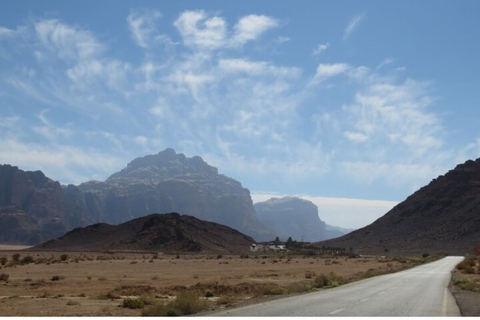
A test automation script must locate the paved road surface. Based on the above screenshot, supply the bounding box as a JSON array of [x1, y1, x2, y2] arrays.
[[212, 256, 463, 316]]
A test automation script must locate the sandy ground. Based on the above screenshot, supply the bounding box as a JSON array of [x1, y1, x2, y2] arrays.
[[0, 249, 429, 316]]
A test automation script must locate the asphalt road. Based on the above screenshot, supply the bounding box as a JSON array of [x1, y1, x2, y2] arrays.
[[212, 256, 464, 316]]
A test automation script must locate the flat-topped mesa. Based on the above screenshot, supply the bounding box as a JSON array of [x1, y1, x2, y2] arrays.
[[106, 148, 219, 184], [255, 196, 332, 242]]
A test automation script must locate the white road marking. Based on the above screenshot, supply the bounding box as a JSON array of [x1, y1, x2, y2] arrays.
[[360, 298, 371, 302], [329, 308, 346, 315], [378, 291, 386, 295]]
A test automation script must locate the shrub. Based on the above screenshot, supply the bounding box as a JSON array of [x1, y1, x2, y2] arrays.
[[170, 291, 207, 315], [60, 254, 69, 261], [21, 256, 34, 264], [0, 273, 9, 282], [51, 275, 64, 281], [422, 253, 430, 258], [12, 253, 20, 262], [263, 285, 287, 295], [122, 298, 144, 309], [305, 270, 315, 279], [0, 257, 7, 266], [205, 290, 214, 298], [314, 274, 330, 288], [66, 300, 80, 306], [465, 267, 475, 274]]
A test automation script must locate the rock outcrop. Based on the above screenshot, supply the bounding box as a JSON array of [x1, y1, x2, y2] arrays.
[[34, 213, 255, 253], [254, 197, 341, 242], [317, 158, 480, 255]]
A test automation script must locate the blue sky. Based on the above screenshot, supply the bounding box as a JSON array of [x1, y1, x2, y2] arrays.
[[1, 0, 480, 228]]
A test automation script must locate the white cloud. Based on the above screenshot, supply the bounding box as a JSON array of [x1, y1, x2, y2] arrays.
[[344, 131, 368, 142], [274, 36, 290, 44], [0, 138, 124, 184], [311, 63, 349, 84], [174, 10, 227, 50], [127, 9, 162, 48], [343, 14, 365, 40], [35, 19, 104, 60], [0, 26, 15, 38], [232, 14, 278, 46], [377, 58, 394, 69], [218, 58, 301, 78], [312, 42, 329, 56]]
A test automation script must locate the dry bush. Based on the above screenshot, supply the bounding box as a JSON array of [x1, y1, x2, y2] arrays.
[[122, 298, 144, 309], [0, 273, 9, 282], [142, 291, 207, 316], [305, 270, 315, 279]]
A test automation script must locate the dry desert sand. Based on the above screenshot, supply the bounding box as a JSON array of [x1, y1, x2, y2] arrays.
[[0, 246, 432, 316]]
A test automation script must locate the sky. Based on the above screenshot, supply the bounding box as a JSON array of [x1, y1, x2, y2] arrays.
[[1, 0, 480, 229]]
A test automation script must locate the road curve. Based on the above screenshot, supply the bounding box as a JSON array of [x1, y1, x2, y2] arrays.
[[212, 256, 463, 317]]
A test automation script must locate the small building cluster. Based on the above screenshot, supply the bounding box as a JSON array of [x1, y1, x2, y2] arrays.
[[250, 243, 287, 252]]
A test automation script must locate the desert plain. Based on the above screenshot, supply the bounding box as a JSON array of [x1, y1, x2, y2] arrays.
[[0, 245, 442, 316]]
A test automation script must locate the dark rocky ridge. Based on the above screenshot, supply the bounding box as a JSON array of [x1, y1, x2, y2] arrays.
[[317, 158, 480, 255], [33, 213, 255, 253], [254, 197, 343, 242]]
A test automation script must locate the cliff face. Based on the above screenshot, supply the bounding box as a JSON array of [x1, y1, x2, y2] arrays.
[[318, 158, 480, 255], [0, 165, 87, 244], [62, 149, 271, 241], [254, 197, 338, 242], [0, 149, 273, 244]]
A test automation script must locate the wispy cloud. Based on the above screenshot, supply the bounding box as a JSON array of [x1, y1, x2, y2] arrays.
[[127, 9, 163, 49], [232, 14, 278, 46], [312, 42, 329, 56], [343, 14, 365, 40], [310, 63, 349, 84]]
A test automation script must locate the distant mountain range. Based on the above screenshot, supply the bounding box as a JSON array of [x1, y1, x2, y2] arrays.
[[33, 213, 255, 253], [254, 197, 345, 242], [317, 158, 480, 255], [0, 148, 347, 245]]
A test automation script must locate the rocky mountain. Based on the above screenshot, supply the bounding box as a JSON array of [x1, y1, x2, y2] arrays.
[[33, 213, 255, 253], [0, 165, 88, 244], [0, 148, 273, 245], [317, 158, 480, 255], [254, 197, 342, 242], [63, 148, 271, 241]]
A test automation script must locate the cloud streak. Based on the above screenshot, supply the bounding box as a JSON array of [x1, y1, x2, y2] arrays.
[[343, 14, 364, 40]]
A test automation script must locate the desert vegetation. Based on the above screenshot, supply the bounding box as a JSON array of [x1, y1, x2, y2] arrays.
[[453, 256, 480, 293], [0, 247, 444, 316]]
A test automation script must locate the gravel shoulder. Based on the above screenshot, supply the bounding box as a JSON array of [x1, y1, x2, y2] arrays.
[[449, 270, 480, 316]]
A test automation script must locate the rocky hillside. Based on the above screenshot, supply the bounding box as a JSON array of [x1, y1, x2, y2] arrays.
[[317, 158, 480, 255], [33, 213, 255, 253], [63, 148, 271, 241], [0, 165, 88, 244], [254, 197, 343, 242]]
